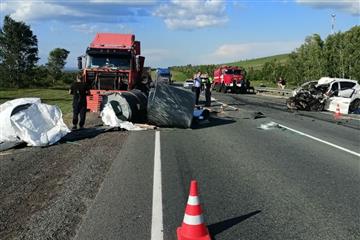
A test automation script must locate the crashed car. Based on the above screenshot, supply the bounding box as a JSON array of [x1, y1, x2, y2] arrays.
[[287, 77, 360, 114]]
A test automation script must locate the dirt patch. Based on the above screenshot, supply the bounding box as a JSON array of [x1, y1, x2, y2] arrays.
[[0, 113, 128, 240]]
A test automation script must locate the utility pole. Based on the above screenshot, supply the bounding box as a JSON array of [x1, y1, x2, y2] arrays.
[[331, 14, 336, 34]]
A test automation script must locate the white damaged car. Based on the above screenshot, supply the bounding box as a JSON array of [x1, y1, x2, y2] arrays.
[[288, 77, 360, 114], [318, 77, 360, 114]]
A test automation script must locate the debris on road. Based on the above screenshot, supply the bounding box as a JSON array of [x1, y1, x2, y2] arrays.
[[147, 83, 194, 128], [258, 121, 280, 130], [100, 102, 146, 131], [0, 98, 70, 151], [252, 111, 266, 119]]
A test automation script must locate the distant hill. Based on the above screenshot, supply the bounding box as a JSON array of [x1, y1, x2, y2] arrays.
[[226, 53, 290, 70]]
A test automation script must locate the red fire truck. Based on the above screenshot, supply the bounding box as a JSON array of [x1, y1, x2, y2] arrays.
[[77, 33, 147, 112], [213, 66, 246, 93]]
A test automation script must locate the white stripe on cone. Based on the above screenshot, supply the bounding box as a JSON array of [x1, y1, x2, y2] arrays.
[[183, 213, 204, 225], [187, 196, 200, 205]]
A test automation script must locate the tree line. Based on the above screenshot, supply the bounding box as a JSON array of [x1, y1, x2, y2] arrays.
[[0, 16, 74, 88], [172, 25, 360, 86]]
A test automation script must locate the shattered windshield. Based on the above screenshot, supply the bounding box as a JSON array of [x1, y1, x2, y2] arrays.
[[88, 54, 131, 69]]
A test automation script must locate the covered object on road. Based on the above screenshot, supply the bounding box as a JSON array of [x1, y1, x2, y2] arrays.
[[147, 82, 194, 128], [0, 98, 70, 151]]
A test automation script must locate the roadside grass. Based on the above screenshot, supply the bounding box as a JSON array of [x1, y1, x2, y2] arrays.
[[0, 88, 73, 123]]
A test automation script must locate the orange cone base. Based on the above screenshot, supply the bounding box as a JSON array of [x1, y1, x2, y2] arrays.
[[177, 227, 211, 240]]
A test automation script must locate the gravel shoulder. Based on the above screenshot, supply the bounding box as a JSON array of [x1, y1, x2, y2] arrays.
[[0, 113, 128, 240]]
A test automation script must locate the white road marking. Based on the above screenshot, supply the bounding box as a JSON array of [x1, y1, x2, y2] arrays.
[[151, 131, 163, 240], [278, 123, 360, 158], [216, 100, 238, 110]]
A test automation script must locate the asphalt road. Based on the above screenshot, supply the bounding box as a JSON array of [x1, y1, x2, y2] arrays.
[[75, 92, 359, 240]]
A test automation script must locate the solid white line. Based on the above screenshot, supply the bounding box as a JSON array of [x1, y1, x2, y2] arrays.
[[278, 123, 360, 158], [151, 131, 163, 240]]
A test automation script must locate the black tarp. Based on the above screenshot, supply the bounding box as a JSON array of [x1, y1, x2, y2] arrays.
[[147, 83, 194, 128]]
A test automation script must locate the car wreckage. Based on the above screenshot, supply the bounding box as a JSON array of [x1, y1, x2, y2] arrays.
[[287, 77, 360, 114]]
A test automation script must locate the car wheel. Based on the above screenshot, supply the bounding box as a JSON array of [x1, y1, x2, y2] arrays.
[[349, 99, 360, 113]]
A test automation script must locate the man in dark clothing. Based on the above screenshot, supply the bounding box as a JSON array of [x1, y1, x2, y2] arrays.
[[204, 78, 212, 107], [69, 74, 90, 130]]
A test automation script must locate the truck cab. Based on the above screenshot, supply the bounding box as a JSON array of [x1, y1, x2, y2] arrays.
[[213, 66, 246, 93], [155, 68, 172, 84], [77, 33, 145, 112]]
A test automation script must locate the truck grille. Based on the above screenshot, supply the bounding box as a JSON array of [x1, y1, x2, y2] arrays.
[[86, 71, 129, 90]]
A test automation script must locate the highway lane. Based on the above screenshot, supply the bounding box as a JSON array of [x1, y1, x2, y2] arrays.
[[75, 93, 359, 240]]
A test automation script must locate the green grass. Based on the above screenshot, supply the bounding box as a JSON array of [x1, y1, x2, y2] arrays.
[[0, 88, 73, 121], [227, 53, 290, 70]]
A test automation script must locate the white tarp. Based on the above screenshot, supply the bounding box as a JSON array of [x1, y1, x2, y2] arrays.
[[100, 103, 145, 131], [0, 98, 70, 149], [0, 98, 41, 143]]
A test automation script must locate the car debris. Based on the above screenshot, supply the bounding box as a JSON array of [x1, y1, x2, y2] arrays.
[[287, 77, 360, 114], [0, 98, 70, 151]]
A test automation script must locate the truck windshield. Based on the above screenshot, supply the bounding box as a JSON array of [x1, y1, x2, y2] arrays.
[[160, 73, 170, 77], [88, 54, 131, 69], [224, 69, 242, 75]]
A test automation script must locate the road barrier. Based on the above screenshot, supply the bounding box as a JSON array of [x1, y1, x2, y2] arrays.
[[255, 87, 293, 97]]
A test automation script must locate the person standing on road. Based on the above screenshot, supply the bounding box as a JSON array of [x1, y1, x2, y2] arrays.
[[69, 73, 90, 130], [205, 76, 212, 107], [194, 71, 202, 105]]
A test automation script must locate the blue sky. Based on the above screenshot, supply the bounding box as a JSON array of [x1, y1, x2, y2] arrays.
[[1, 0, 359, 68]]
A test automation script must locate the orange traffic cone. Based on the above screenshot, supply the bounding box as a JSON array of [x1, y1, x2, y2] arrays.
[[334, 104, 341, 119], [177, 180, 211, 240]]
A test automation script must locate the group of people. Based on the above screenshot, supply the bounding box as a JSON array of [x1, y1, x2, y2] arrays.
[[193, 71, 212, 107]]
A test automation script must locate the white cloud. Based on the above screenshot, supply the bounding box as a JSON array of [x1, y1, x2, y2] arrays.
[[89, 0, 155, 4], [0, 0, 154, 23], [154, 0, 228, 30], [1, 1, 86, 22], [296, 0, 360, 15], [71, 23, 127, 34], [204, 41, 302, 64]]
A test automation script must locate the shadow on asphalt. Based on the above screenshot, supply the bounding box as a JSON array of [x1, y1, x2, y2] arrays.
[[191, 116, 236, 129], [208, 210, 261, 239], [60, 126, 114, 143]]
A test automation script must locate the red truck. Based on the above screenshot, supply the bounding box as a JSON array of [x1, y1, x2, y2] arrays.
[[213, 66, 246, 93], [77, 33, 147, 112]]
